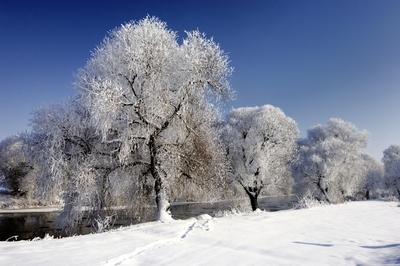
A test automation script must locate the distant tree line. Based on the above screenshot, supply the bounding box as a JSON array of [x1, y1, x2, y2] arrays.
[[0, 17, 398, 231]]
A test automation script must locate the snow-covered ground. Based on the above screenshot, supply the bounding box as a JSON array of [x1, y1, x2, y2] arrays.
[[0, 201, 399, 266]]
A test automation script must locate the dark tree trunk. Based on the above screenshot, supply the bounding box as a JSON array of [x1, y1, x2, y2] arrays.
[[249, 194, 258, 211], [99, 171, 111, 211], [365, 190, 370, 200], [154, 170, 163, 214], [241, 183, 260, 211], [149, 135, 160, 207], [149, 135, 169, 219], [315, 176, 330, 203]]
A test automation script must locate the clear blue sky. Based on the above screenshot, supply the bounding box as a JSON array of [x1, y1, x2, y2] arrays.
[[1, 0, 400, 159]]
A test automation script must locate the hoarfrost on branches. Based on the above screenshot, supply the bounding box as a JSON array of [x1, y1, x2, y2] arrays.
[[293, 118, 370, 203], [221, 105, 299, 210], [0, 135, 33, 198], [76, 16, 232, 220], [382, 145, 400, 199]]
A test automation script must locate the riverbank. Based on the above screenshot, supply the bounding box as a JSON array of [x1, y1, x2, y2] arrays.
[[0, 201, 399, 265]]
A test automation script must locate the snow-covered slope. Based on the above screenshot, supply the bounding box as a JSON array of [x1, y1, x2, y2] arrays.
[[0, 201, 399, 266]]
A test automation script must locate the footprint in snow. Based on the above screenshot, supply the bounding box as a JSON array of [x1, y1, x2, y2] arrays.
[[181, 214, 213, 239]]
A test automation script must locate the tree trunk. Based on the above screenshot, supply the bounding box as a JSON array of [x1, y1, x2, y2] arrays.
[[154, 179, 171, 221], [239, 180, 262, 211], [316, 176, 330, 203], [243, 187, 259, 211], [149, 135, 171, 221], [249, 194, 258, 211], [99, 172, 110, 211]]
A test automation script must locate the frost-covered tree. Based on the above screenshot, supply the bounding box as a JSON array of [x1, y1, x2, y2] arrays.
[[0, 132, 63, 204], [382, 145, 400, 199], [0, 135, 33, 196], [76, 17, 232, 220], [358, 154, 384, 200], [221, 105, 299, 211], [294, 118, 368, 203], [30, 100, 151, 230], [339, 153, 384, 201], [27, 117, 63, 205]]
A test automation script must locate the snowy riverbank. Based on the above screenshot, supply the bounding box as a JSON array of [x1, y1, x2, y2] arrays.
[[0, 201, 399, 266]]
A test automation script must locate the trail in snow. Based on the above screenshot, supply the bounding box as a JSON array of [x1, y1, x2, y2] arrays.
[[181, 215, 212, 239], [103, 238, 178, 266], [104, 215, 213, 266]]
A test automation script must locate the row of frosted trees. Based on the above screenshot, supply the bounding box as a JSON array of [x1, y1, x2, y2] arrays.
[[0, 17, 399, 231]]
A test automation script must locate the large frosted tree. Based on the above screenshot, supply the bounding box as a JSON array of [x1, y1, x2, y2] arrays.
[[222, 105, 299, 210], [382, 145, 400, 199], [76, 17, 232, 220], [294, 118, 368, 203]]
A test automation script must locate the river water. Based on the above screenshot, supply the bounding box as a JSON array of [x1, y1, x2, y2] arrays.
[[0, 196, 296, 241]]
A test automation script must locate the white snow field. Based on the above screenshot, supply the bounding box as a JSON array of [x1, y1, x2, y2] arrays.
[[0, 201, 399, 266]]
